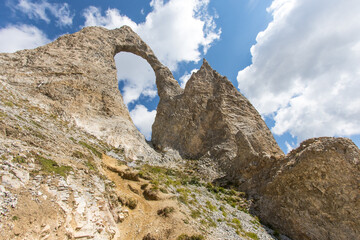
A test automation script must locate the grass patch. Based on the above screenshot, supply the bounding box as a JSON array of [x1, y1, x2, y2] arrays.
[[0, 110, 7, 119], [177, 188, 191, 205], [201, 216, 217, 228], [238, 206, 249, 214], [30, 120, 43, 129], [177, 234, 204, 240], [15, 115, 25, 121], [79, 141, 102, 158], [85, 159, 98, 171], [72, 151, 85, 159], [228, 218, 243, 234], [219, 205, 227, 217], [24, 126, 46, 140], [190, 210, 201, 219], [250, 216, 261, 226], [35, 155, 72, 177], [245, 232, 259, 240], [4, 101, 14, 107], [205, 201, 217, 211], [232, 218, 241, 226], [13, 155, 26, 164], [126, 197, 138, 210]]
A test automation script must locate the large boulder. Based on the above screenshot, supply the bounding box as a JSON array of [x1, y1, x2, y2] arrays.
[[256, 137, 360, 240]]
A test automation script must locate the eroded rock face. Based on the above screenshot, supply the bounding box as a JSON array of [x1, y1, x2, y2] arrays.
[[152, 59, 284, 181], [256, 137, 360, 240], [0, 26, 180, 161]]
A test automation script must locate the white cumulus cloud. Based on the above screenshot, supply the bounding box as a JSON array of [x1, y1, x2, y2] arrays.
[[14, 0, 74, 26], [0, 25, 50, 53], [116, 52, 156, 105], [237, 0, 360, 142], [83, 0, 220, 70], [179, 68, 198, 88], [130, 105, 157, 140], [83, 6, 137, 30]]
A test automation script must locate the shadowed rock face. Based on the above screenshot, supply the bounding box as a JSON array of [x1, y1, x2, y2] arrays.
[[256, 137, 360, 240], [0, 26, 180, 161], [152, 59, 284, 182]]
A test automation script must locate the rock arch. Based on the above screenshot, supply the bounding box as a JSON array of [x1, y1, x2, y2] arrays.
[[111, 26, 183, 99], [0, 25, 182, 161]]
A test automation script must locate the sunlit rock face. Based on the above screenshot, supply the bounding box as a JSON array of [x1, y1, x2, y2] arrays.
[[152, 59, 283, 182], [0, 25, 181, 161]]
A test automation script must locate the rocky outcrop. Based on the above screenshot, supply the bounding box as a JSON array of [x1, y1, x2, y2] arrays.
[[152, 59, 284, 183], [0, 26, 180, 161], [256, 137, 360, 240]]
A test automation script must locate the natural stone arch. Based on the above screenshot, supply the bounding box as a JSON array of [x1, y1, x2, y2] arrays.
[[111, 26, 183, 99], [0, 25, 183, 161], [114, 51, 157, 139]]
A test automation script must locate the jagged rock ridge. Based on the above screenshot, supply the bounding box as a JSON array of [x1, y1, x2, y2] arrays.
[[152, 59, 284, 189]]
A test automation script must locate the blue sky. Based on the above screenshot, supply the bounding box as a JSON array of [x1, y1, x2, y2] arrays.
[[1, 0, 359, 153]]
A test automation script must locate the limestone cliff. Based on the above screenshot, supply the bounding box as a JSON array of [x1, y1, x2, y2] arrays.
[[0, 26, 179, 161]]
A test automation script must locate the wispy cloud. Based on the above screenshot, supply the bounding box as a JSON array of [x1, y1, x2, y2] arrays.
[[179, 68, 198, 88], [130, 105, 157, 140], [13, 0, 74, 27]]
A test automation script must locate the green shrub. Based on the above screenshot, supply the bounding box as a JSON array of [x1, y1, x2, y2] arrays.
[[127, 197, 138, 209], [157, 206, 175, 217]]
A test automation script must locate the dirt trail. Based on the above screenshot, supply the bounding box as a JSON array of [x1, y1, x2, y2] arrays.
[[102, 155, 197, 240]]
